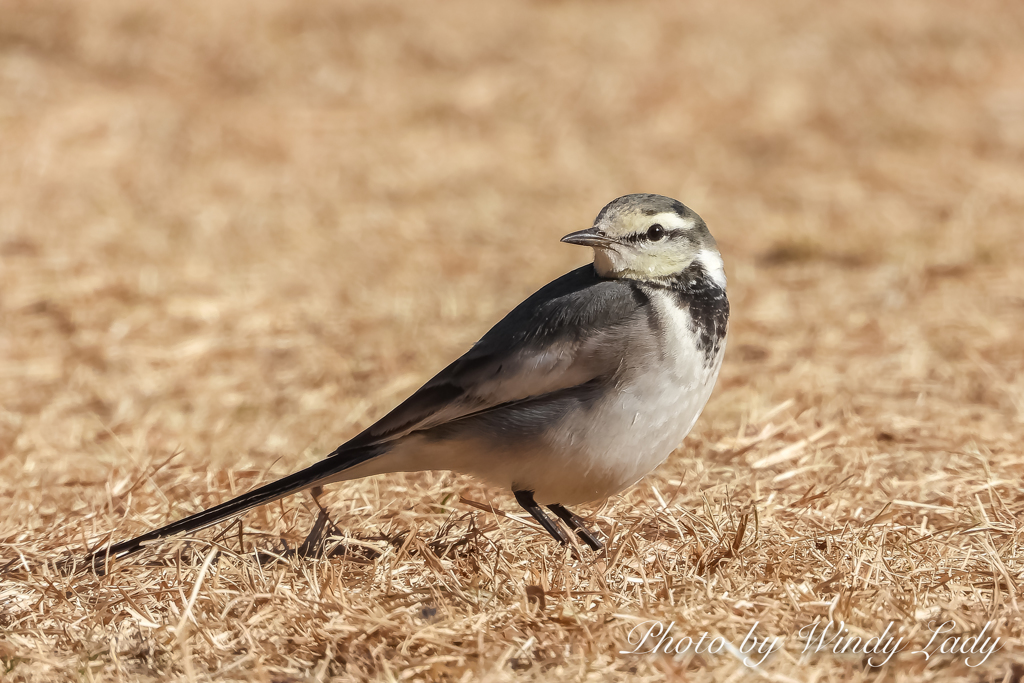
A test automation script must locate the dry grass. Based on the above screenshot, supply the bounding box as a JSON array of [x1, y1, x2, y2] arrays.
[[2, 0, 1024, 680]]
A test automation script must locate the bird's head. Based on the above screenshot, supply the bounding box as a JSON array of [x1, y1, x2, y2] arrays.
[[562, 194, 725, 287]]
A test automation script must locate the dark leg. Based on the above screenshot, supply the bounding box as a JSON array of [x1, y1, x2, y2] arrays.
[[548, 504, 604, 551], [297, 486, 337, 558], [513, 490, 568, 545]]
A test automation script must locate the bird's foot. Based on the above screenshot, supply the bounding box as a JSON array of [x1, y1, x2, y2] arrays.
[[547, 504, 604, 551], [514, 490, 570, 545], [296, 507, 338, 558]]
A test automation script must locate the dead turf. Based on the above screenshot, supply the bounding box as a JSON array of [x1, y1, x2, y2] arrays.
[[1, 0, 1023, 681]]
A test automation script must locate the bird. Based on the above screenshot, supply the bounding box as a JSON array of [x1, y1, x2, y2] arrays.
[[90, 193, 729, 562]]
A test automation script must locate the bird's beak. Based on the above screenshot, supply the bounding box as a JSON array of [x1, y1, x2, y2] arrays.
[[561, 227, 614, 247]]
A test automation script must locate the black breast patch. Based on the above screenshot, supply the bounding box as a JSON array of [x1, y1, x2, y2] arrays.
[[656, 262, 730, 366]]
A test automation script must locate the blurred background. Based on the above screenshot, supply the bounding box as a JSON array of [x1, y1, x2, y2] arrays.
[[1, 0, 1023, 678]]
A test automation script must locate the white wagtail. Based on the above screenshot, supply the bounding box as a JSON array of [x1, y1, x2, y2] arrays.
[[93, 194, 729, 559]]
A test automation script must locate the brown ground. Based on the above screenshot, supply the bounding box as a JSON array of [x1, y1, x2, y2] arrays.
[[2, 0, 1023, 680]]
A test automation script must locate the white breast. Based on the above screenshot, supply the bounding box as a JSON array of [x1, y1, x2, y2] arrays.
[[526, 289, 726, 504]]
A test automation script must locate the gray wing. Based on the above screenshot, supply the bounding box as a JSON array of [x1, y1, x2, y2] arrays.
[[343, 265, 650, 450]]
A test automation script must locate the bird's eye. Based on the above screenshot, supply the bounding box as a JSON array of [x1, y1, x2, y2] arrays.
[[646, 224, 665, 241]]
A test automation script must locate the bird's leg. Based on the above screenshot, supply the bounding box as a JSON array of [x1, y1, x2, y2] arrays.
[[547, 504, 603, 551], [513, 490, 569, 545], [297, 486, 337, 558]]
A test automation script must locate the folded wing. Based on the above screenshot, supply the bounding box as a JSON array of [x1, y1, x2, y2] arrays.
[[344, 266, 649, 450]]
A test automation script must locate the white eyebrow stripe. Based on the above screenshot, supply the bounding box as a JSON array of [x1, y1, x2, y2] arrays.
[[650, 212, 694, 231]]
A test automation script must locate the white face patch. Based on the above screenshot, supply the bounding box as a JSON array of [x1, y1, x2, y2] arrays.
[[593, 247, 626, 278], [696, 249, 727, 289]]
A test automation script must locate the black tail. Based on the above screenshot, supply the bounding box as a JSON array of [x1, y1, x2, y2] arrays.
[[88, 444, 384, 564]]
